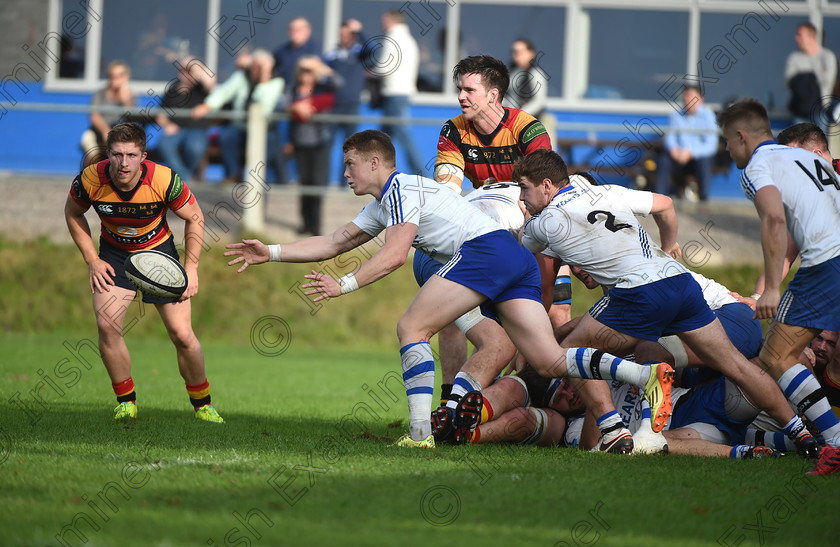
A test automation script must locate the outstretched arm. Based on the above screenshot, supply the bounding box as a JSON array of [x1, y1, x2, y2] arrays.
[[303, 222, 417, 301], [225, 221, 374, 273]]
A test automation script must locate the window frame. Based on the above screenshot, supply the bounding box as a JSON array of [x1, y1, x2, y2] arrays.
[[42, 0, 840, 115]]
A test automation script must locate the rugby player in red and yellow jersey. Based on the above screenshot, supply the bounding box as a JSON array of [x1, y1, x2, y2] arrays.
[[64, 122, 223, 424], [414, 56, 570, 444]]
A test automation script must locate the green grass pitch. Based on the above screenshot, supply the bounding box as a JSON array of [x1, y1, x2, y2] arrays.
[[2, 332, 840, 547]]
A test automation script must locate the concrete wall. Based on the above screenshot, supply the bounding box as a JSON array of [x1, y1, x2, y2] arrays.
[[0, 0, 50, 79]]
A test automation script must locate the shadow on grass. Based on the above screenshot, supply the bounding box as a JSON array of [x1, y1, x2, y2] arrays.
[[1, 399, 413, 459]]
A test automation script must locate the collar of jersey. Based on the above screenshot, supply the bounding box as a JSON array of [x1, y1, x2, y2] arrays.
[[553, 185, 575, 200], [751, 139, 777, 158], [379, 171, 399, 201], [106, 161, 149, 202]]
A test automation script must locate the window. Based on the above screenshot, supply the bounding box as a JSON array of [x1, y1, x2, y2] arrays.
[[585, 9, 688, 101], [459, 3, 565, 97], [99, 0, 208, 81], [215, 0, 326, 81], [57, 0, 88, 79], [343, 0, 446, 92], [698, 12, 800, 108]]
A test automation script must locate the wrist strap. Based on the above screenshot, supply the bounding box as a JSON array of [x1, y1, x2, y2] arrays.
[[339, 273, 359, 294], [750, 292, 761, 300], [268, 244, 282, 262]]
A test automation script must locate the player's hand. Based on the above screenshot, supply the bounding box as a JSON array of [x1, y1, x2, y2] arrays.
[[225, 239, 270, 273], [181, 268, 199, 301], [302, 270, 341, 302], [665, 242, 682, 259], [728, 290, 757, 311], [88, 258, 115, 293], [754, 288, 781, 320], [800, 347, 817, 372], [502, 351, 527, 376]]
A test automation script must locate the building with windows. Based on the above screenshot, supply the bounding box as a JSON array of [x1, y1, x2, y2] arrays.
[[2, 0, 839, 192]]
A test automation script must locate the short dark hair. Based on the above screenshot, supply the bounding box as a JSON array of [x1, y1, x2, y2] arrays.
[[716, 98, 771, 134], [798, 21, 817, 35], [511, 149, 569, 188], [453, 55, 510, 100], [777, 122, 828, 150], [384, 10, 405, 24], [343, 130, 396, 166], [513, 38, 535, 53], [107, 122, 147, 153]]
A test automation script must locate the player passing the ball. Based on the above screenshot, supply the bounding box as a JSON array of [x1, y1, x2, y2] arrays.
[[64, 122, 223, 423], [225, 129, 674, 448]]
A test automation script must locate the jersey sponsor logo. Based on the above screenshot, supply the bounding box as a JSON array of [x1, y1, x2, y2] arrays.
[[467, 148, 479, 160], [106, 224, 161, 246], [117, 226, 139, 237], [441, 123, 451, 138], [522, 123, 547, 143], [97, 204, 114, 214]]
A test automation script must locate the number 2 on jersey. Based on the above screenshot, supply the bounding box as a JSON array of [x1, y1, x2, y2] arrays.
[[587, 210, 632, 232], [795, 159, 840, 192]]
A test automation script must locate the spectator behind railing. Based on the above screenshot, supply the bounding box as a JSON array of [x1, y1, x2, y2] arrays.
[[323, 18, 370, 185], [286, 55, 344, 235], [155, 57, 216, 183], [81, 60, 136, 167], [192, 49, 284, 183]]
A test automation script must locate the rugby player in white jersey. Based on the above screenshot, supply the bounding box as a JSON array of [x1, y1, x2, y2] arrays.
[[515, 149, 818, 459], [557, 377, 781, 459], [717, 99, 840, 475], [417, 55, 571, 440], [225, 130, 675, 448]]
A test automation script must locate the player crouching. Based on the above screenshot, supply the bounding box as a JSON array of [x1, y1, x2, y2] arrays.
[[64, 122, 223, 424]]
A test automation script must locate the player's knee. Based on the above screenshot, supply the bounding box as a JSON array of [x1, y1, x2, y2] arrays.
[[474, 333, 515, 361], [95, 315, 124, 340], [396, 314, 434, 344], [167, 326, 198, 349]]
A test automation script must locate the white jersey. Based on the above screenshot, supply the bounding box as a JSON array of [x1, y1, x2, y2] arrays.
[[564, 382, 690, 447], [352, 172, 502, 263], [741, 142, 840, 268], [463, 182, 525, 237], [690, 271, 737, 310], [521, 175, 687, 289]]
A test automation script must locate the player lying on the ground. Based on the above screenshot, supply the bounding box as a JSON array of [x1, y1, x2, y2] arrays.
[[741, 330, 840, 452], [444, 367, 780, 459], [225, 130, 675, 449], [558, 377, 781, 459], [515, 150, 818, 458]]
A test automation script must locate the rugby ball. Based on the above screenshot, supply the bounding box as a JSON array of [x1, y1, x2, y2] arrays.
[[124, 250, 188, 299]]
